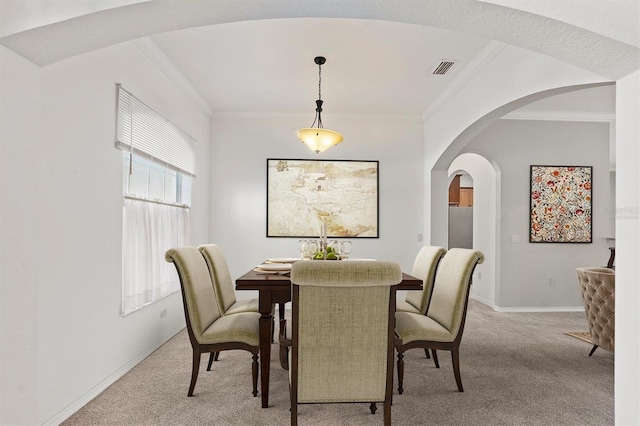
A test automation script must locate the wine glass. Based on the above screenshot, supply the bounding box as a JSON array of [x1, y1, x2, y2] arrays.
[[339, 241, 352, 260], [327, 239, 339, 259], [332, 241, 343, 260], [305, 240, 320, 260], [298, 239, 308, 260]]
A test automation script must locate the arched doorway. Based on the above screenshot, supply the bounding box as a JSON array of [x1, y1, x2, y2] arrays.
[[448, 172, 474, 249], [448, 153, 500, 308]]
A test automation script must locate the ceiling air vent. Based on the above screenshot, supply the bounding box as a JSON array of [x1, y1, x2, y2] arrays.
[[432, 60, 457, 75]]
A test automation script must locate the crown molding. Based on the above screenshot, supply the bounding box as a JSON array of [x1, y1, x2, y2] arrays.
[[210, 111, 424, 124], [421, 40, 507, 122], [501, 110, 616, 122], [134, 37, 214, 118]]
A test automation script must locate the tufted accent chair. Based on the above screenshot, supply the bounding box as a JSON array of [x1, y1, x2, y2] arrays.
[[576, 267, 615, 356]]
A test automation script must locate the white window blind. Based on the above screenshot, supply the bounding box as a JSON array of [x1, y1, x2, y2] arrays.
[[116, 84, 196, 176], [117, 84, 194, 315]]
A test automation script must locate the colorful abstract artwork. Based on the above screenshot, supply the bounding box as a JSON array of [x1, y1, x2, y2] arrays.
[[530, 165, 592, 243], [267, 159, 379, 238]]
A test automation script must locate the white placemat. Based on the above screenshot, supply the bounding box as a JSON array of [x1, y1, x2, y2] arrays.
[[256, 263, 293, 271], [266, 257, 300, 264]]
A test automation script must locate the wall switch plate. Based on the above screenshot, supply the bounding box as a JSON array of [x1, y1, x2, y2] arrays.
[[418, 233, 423, 242], [510, 234, 520, 243]]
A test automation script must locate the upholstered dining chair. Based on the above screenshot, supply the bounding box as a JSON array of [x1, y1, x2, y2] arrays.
[[395, 248, 484, 393], [198, 244, 259, 315], [281, 260, 402, 426], [198, 243, 264, 366], [576, 267, 615, 356], [397, 246, 447, 315], [165, 247, 260, 397], [396, 246, 446, 361]]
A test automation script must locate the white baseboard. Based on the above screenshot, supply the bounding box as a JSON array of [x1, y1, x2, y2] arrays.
[[42, 330, 183, 426], [469, 294, 497, 309], [470, 294, 583, 312], [493, 306, 584, 313]]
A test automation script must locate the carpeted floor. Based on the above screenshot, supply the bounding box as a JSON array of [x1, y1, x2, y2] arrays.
[[63, 300, 614, 425]]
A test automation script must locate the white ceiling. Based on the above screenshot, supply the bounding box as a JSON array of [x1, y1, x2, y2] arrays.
[[150, 19, 490, 119], [0, 1, 635, 119]]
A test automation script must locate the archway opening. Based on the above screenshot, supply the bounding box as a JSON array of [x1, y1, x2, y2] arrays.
[[448, 172, 474, 249]]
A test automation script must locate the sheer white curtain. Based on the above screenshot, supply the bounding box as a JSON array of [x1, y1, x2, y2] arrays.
[[122, 198, 190, 315]]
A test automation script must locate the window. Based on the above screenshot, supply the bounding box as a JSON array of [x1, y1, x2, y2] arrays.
[[116, 85, 196, 315]]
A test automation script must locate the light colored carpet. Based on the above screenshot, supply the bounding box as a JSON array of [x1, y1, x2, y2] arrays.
[[63, 301, 613, 425]]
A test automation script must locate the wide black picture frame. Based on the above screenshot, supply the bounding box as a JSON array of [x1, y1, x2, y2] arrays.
[[266, 158, 379, 238]]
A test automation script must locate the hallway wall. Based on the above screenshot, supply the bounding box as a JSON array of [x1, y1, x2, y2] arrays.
[[463, 119, 610, 309]]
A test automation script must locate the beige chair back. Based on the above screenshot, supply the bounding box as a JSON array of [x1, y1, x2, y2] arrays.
[[165, 247, 222, 343], [427, 248, 485, 335], [290, 260, 401, 404], [198, 244, 237, 314], [576, 267, 615, 352], [405, 246, 447, 314]]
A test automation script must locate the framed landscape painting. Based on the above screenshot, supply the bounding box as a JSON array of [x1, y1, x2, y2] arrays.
[[529, 165, 592, 243], [267, 159, 379, 238]]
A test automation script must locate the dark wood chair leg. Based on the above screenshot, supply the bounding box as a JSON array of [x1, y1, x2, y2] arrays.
[[188, 350, 201, 397], [432, 349, 440, 368], [451, 348, 464, 392], [397, 351, 404, 394], [251, 353, 259, 397], [207, 353, 215, 371], [291, 398, 298, 426], [589, 345, 598, 356], [384, 400, 391, 426], [424, 348, 431, 359], [279, 319, 289, 370], [370, 402, 377, 414]]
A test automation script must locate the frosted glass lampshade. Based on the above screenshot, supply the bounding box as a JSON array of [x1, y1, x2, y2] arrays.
[[296, 128, 344, 154]]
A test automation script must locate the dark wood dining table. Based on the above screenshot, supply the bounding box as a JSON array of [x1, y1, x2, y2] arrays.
[[236, 266, 422, 408]]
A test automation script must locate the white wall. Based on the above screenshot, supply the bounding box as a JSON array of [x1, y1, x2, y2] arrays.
[[0, 46, 42, 426], [464, 119, 610, 309], [423, 43, 609, 249], [208, 117, 425, 297], [614, 69, 640, 425], [0, 41, 211, 425]]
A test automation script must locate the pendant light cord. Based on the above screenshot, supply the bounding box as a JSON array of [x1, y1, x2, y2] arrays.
[[318, 61, 322, 101], [313, 60, 324, 129]]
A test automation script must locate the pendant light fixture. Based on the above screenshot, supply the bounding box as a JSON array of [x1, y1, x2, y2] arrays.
[[296, 56, 343, 154]]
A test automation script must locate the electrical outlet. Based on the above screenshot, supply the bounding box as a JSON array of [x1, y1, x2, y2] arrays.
[[477, 272, 482, 280], [160, 308, 167, 318], [549, 279, 557, 287], [417, 233, 423, 242]]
